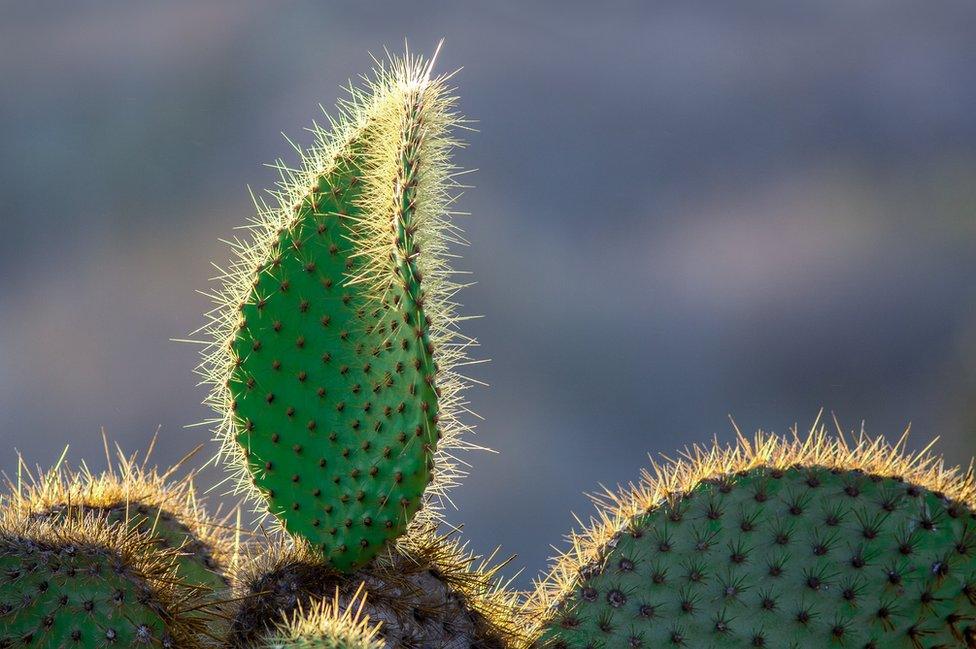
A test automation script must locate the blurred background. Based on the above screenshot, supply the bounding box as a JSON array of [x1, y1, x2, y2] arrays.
[[2, 2, 975, 588]]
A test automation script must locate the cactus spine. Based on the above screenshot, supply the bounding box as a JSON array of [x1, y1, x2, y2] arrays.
[[259, 585, 383, 649], [197, 44, 474, 572], [0, 507, 214, 648], [529, 421, 976, 648], [5, 441, 235, 595]]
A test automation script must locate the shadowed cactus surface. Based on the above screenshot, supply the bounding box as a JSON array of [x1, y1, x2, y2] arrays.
[[530, 424, 976, 648], [0, 508, 214, 649], [229, 525, 525, 649], [259, 585, 383, 649], [198, 44, 476, 572]]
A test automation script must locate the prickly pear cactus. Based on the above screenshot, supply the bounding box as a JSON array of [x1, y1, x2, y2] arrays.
[[5, 442, 235, 594], [531, 426, 976, 648], [0, 508, 212, 648], [76, 501, 229, 591], [260, 585, 383, 649], [198, 45, 473, 572], [229, 525, 526, 649]]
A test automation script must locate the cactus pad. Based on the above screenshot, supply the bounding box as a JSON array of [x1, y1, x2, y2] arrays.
[[43, 502, 228, 593], [199, 46, 474, 571], [532, 425, 976, 648], [5, 442, 235, 594], [229, 525, 525, 648], [0, 509, 211, 648]]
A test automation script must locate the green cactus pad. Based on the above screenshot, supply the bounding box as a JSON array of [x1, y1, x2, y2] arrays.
[[5, 445, 235, 596], [201, 47, 471, 572], [0, 511, 210, 648], [533, 429, 976, 648], [228, 151, 437, 571], [113, 503, 227, 591], [43, 502, 228, 592]]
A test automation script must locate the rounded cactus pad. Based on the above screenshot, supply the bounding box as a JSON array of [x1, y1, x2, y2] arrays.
[[77, 502, 228, 592], [260, 584, 383, 649], [197, 45, 474, 571], [229, 525, 526, 648], [531, 424, 976, 648], [0, 508, 212, 648], [5, 440, 235, 594]]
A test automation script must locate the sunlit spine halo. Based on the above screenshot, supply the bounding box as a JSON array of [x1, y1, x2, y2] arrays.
[[193, 43, 482, 571], [528, 415, 976, 648]]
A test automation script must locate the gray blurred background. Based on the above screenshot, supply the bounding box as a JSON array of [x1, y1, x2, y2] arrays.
[[2, 2, 975, 588]]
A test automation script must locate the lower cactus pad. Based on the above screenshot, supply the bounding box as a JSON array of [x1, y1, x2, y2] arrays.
[[532, 427, 976, 648], [40, 502, 229, 593], [230, 527, 525, 648], [5, 443, 235, 594], [0, 510, 211, 648]]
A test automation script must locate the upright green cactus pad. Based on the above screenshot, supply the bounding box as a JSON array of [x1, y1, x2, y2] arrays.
[[228, 148, 438, 571], [532, 428, 976, 648], [200, 46, 472, 572], [0, 511, 210, 648]]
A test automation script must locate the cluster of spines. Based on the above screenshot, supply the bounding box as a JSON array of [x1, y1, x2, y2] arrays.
[[192, 44, 481, 568], [528, 417, 976, 648], [261, 585, 383, 649], [0, 504, 214, 648], [3, 437, 237, 593]]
